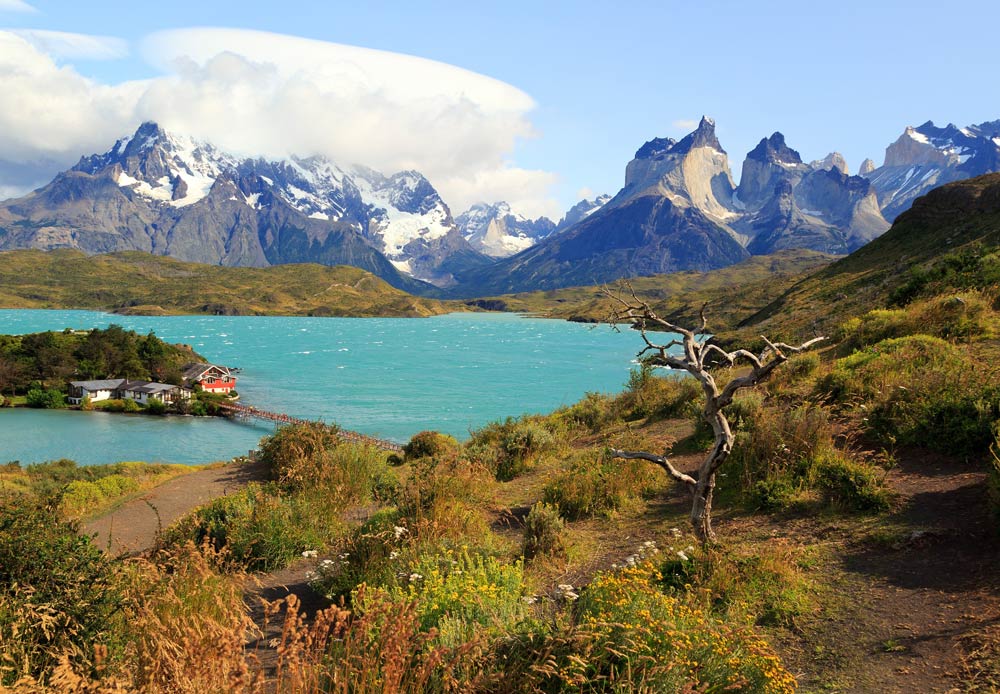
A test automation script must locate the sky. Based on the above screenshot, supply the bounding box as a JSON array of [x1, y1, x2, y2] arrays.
[[1, 0, 999, 219]]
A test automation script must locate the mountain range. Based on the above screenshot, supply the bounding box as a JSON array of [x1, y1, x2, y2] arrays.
[[1, 117, 998, 297]]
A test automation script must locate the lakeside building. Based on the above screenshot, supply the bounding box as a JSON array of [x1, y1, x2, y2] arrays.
[[182, 363, 238, 394], [67, 379, 193, 406]]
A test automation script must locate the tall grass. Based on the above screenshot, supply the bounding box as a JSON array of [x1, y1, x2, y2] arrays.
[[818, 335, 1000, 457]]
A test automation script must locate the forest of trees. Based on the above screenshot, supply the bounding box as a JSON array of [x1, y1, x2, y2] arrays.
[[0, 325, 202, 398]]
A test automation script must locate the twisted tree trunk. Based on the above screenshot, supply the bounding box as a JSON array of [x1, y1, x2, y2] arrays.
[[605, 285, 824, 543]]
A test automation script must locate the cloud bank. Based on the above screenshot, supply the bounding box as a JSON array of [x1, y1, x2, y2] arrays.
[[0, 27, 558, 217]]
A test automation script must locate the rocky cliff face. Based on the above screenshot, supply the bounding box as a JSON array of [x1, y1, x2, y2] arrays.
[[554, 194, 612, 233], [862, 120, 1000, 221], [455, 119, 891, 296], [0, 122, 487, 290], [455, 202, 556, 257]]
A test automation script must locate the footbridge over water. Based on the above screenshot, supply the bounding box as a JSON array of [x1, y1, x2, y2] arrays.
[[217, 402, 404, 454]]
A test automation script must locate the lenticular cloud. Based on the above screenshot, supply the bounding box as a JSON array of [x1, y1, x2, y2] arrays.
[[0, 27, 558, 216]]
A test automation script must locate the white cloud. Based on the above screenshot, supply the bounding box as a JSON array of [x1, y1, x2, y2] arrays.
[[0, 32, 143, 166], [576, 186, 595, 201], [0, 27, 558, 214], [672, 119, 699, 132], [11, 29, 129, 60], [0, 0, 37, 12]]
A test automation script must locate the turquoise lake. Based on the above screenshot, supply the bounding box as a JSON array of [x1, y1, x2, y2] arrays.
[[0, 310, 650, 466]]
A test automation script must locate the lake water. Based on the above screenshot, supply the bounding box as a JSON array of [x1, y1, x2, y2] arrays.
[[0, 310, 650, 466]]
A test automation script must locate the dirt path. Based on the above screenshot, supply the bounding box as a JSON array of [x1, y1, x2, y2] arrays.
[[82, 460, 269, 555], [754, 450, 1000, 693]]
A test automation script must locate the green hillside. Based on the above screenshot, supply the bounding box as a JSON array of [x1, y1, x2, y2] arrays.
[[473, 249, 835, 330], [0, 249, 453, 318], [739, 173, 1000, 341]]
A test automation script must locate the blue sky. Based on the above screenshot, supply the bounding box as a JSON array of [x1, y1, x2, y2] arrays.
[[2, 0, 999, 218]]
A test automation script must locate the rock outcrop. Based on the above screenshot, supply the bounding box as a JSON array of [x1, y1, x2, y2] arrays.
[[861, 120, 1000, 220]]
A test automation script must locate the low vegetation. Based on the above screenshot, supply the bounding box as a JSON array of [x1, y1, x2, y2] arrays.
[[0, 248, 452, 317], [3, 174, 1000, 691], [0, 458, 198, 521]]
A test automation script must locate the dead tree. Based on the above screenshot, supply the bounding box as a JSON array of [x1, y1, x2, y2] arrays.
[[606, 286, 825, 542]]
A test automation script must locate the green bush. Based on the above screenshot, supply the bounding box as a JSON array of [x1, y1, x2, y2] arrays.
[[403, 430, 460, 461], [818, 335, 1000, 457], [144, 398, 167, 415], [811, 452, 892, 511], [723, 401, 834, 501], [396, 455, 495, 540], [542, 449, 661, 520], [0, 504, 128, 686], [93, 398, 141, 413], [308, 509, 410, 602], [163, 482, 329, 571], [467, 417, 557, 481], [620, 365, 702, 421], [359, 549, 528, 649], [837, 291, 997, 352], [556, 391, 615, 432], [521, 502, 566, 561], [659, 541, 815, 628], [25, 387, 65, 409]]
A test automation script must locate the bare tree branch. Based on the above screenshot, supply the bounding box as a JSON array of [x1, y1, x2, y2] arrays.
[[602, 280, 826, 542], [609, 449, 697, 487]]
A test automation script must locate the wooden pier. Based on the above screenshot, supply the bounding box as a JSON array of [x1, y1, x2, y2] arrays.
[[217, 402, 404, 453]]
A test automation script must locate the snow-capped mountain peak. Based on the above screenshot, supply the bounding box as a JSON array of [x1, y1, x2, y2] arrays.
[[455, 201, 556, 257], [68, 121, 475, 285]]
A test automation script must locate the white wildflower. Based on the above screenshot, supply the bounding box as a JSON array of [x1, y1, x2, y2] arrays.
[[677, 550, 689, 561], [409, 573, 423, 583], [389, 551, 400, 560], [393, 525, 408, 539], [301, 550, 318, 558]]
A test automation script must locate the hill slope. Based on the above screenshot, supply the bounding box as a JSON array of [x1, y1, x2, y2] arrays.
[[740, 173, 1000, 340], [0, 249, 453, 317]]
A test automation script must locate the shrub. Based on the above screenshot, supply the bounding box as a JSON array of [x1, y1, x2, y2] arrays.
[[93, 398, 142, 413], [724, 400, 834, 502], [25, 387, 65, 409], [660, 541, 816, 628], [836, 291, 997, 352], [561, 560, 797, 692], [359, 549, 528, 649], [543, 449, 661, 520], [59, 474, 141, 519], [521, 502, 566, 561], [818, 335, 1000, 457], [0, 504, 128, 686], [556, 391, 614, 432], [163, 482, 330, 571], [145, 398, 167, 415], [812, 452, 892, 511], [308, 509, 410, 602], [396, 455, 495, 540], [403, 430, 460, 461], [467, 417, 557, 481], [257, 421, 342, 488], [619, 365, 702, 421]]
